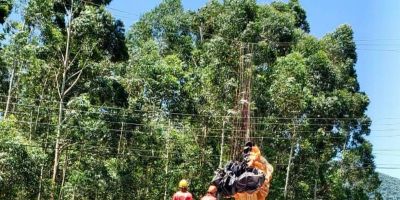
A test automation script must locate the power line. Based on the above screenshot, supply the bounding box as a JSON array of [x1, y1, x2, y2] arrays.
[[5, 142, 400, 170], [0, 95, 376, 120], [356, 39, 400, 41], [0, 118, 347, 139], [4, 113, 399, 138], [6, 114, 400, 136], [10, 143, 400, 166], [356, 43, 400, 46], [3, 100, 400, 134], [357, 48, 400, 53], [4, 106, 380, 128], [82, 0, 142, 17], [373, 149, 400, 152], [0, 98, 393, 125], [4, 140, 397, 164]]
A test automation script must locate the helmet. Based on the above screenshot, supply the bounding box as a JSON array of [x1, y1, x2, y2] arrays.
[[179, 179, 189, 188], [243, 141, 254, 154]]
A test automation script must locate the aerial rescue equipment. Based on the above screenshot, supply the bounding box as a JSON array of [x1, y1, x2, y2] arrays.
[[212, 142, 273, 200]]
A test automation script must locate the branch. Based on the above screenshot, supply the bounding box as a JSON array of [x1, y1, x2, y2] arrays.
[[61, 113, 72, 125], [63, 69, 82, 96], [57, 48, 65, 63], [63, 0, 68, 14], [66, 64, 83, 82], [191, 57, 198, 68], [66, 47, 82, 71], [54, 70, 62, 99], [63, 37, 97, 96], [59, 140, 77, 152]]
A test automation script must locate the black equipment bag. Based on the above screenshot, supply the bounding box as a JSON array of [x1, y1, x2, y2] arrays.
[[212, 161, 265, 197]]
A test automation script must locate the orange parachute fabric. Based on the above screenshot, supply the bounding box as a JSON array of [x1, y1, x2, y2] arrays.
[[234, 146, 273, 200]]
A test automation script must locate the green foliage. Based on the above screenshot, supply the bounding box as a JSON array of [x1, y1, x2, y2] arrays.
[[0, 0, 381, 199], [378, 173, 400, 199], [0, 0, 12, 24], [288, 0, 310, 32], [0, 116, 45, 199]]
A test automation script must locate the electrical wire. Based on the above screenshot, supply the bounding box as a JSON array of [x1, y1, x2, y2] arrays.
[[4, 114, 399, 140], [4, 141, 400, 169], [0, 95, 381, 120], [2, 107, 380, 129]]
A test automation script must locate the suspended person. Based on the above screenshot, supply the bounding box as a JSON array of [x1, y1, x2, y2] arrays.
[[234, 142, 274, 200], [212, 142, 273, 200], [200, 185, 217, 200], [172, 179, 193, 200]]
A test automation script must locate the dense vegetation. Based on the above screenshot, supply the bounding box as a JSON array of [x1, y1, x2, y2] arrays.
[[0, 0, 12, 23], [0, 0, 381, 199], [378, 173, 400, 199]]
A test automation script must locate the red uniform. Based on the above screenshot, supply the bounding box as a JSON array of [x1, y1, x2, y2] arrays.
[[172, 191, 193, 200], [200, 194, 217, 200]]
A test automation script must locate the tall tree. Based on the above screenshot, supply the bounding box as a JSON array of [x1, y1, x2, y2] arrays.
[[22, 0, 128, 198], [0, 0, 381, 199], [0, 0, 12, 24]]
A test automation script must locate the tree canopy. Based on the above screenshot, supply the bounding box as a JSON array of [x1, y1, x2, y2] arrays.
[[0, 0, 12, 23], [0, 0, 381, 199]]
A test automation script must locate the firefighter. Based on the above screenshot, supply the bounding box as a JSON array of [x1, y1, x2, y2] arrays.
[[200, 185, 217, 200], [172, 179, 193, 200]]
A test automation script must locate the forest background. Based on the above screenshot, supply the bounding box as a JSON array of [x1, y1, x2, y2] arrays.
[[1, 0, 398, 199]]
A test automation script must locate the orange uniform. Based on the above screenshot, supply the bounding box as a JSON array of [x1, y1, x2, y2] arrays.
[[172, 191, 193, 200], [201, 185, 217, 200], [200, 194, 217, 200]]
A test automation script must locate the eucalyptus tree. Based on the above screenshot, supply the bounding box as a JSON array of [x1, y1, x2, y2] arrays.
[[0, 115, 46, 199], [0, 22, 41, 118], [0, 0, 382, 199], [0, 0, 14, 112], [23, 0, 127, 198], [126, 1, 381, 199]]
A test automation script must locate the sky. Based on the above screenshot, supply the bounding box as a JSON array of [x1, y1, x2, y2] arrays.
[[108, 0, 400, 178]]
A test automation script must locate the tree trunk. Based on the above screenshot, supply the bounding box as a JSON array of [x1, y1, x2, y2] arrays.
[[163, 123, 170, 200], [314, 177, 318, 200], [59, 149, 69, 199], [284, 142, 294, 199], [38, 125, 51, 200], [284, 123, 297, 199], [243, 43, 253, 141], [199, 23, 204, 42], [33, 78, 48, 133], [4, 67, 15, 118], [72, 187, 76, 200], [118, 111, 125, 154], [37, 165, 44, 200], [200, 126, 207, 167], [51, 2, 73, 198], [51, 76, 66, 200], [29, 110, 33, 142], [219, 120, 226, 168]]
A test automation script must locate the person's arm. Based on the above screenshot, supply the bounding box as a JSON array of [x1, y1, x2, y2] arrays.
[[172, 193, 176, 200]]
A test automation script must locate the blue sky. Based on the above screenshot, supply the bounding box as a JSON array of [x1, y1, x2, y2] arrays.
[[300, 0, 400, 179], [108, 0, 400, 178]]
